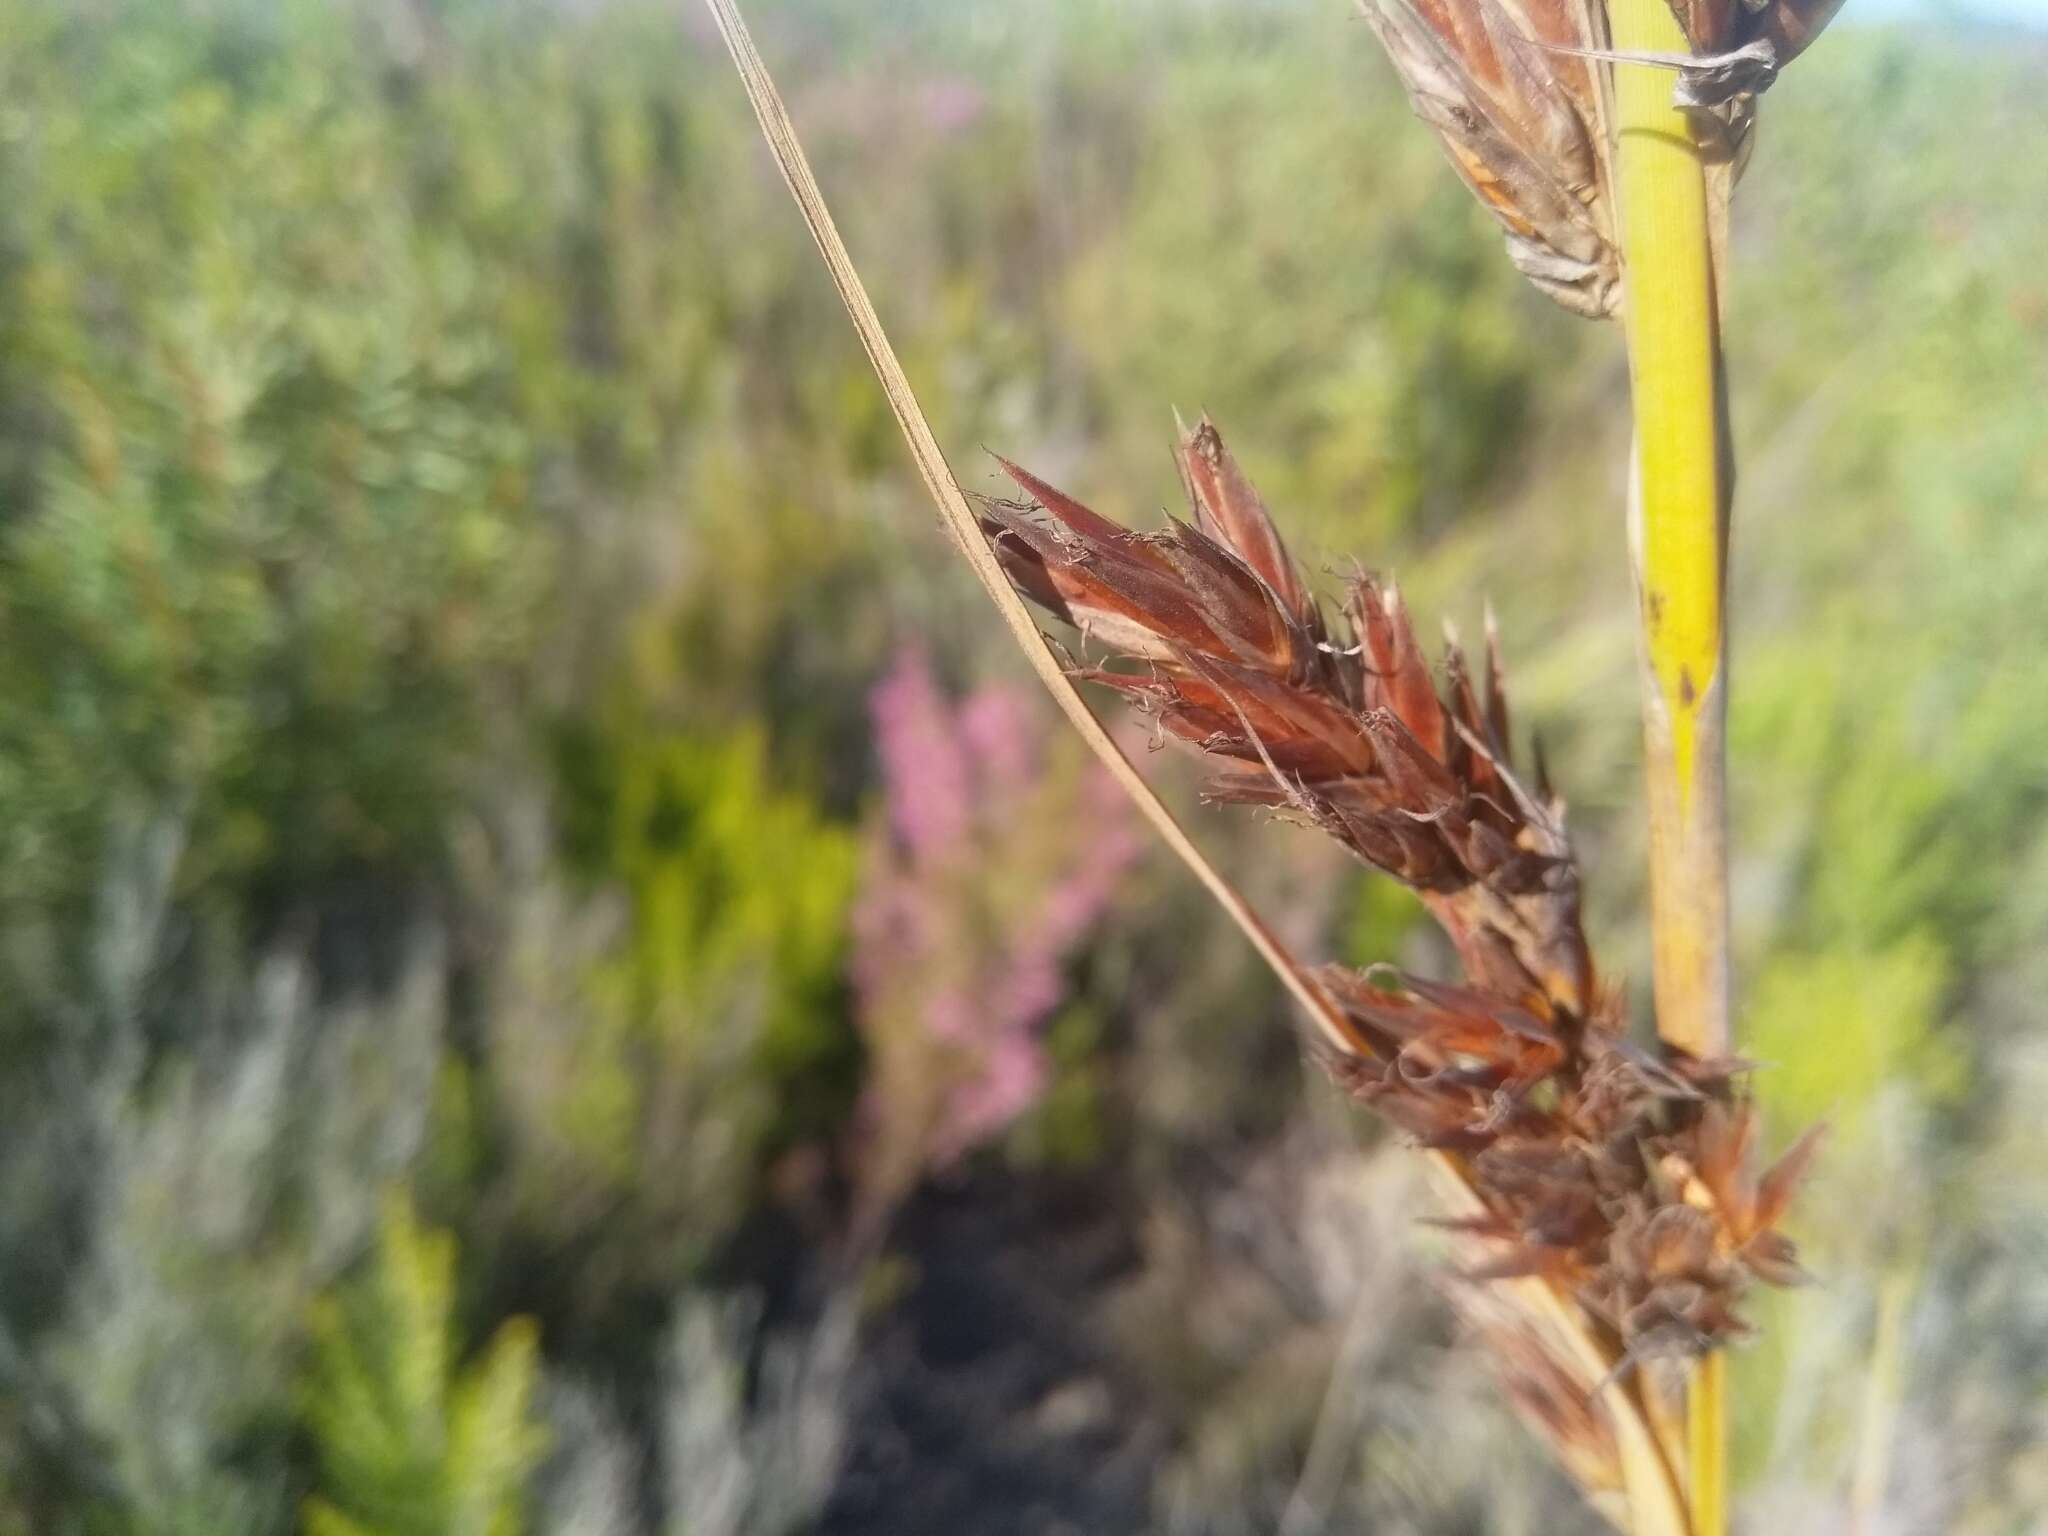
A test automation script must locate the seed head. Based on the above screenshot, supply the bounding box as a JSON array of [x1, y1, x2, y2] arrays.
[[982, 419, 1821, 1384]]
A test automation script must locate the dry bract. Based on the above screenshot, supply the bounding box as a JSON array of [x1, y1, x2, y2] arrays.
[[1357, 0, 1846, 316], [1357, 0, 1622, 316], [1666, 0, 1848, 67], [982, 419, 1820, 1439]]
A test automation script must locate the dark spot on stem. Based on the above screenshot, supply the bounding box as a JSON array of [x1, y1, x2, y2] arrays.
[[1679, 667, 1697, 706]]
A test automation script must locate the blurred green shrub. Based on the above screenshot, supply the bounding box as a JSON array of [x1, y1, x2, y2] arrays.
[[576, 725, 852, 1073], [1060, 11, 1563, 550], [479, 720, 857, 1304], [0, 1, 2041, 1531], [301, 1193, 547, 1536], [0, 0, 550, 923]]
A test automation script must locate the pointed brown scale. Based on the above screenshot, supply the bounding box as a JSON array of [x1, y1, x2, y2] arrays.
[[1073, 670, 1256, 759], [1201, 771, 1343, 842], [1758, 0, 1848, 63], [1737, 1230, 1812, 1288], [1160, 711, 1249, 756], [1483, 1334, 1626, 1504], [975, 517, 1169, 660], [1198, 759, 1293, 801], [1638, 1204, 1720, 1281], [1754, 1122, 1827, 1233], [1448, 920, 1553, 1009], [1512, 0, 1604, 123], [1320, 1049, 1396, 1099], [1581, 1027, 1705, 1103], [1316, 773, 1409, 826], [1457, 817, 1521, 882], [1348, 576, 1433, 740], [1518, 1192, 1610, 1252], [1439, 629, 1476, 777], [979, 507, 1077, 624], [1472, 0, 1601, 185], [1060, 539, 1251, 663], [991, 455, 1157, 556], [1345, 999, 1460, 1054], [1531, 917, 1595, 1018], [1341, 808, 1456, 885], [1071, 666, 1184, 714], [1441, 628, 1482, 732], [1179, 653, 1380, 780], [1326, 803, 1446, 882], [1482, 602, 1514, 762], [1149, 516, 1313, 675], [1473, 1136, 1589, 1188], [1529, 732, 1558, 810], [1395, 971, 1558, 1048], [1376, 583, 1452, 755], [1359, 707, 1463, 822], [1348, 575, 1400, 714], [1176, 417, 1315, 623], [1693, 1099, 1753, 1213], [977, 496, 1223, 662], [1318, 979, 1519, 1094], [1316, 966, 1425, 1019]]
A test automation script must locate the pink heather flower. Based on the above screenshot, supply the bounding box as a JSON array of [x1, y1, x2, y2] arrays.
[[868, 646, 973, 863], [929, 1030, 1047, 1165], [853, 645, 1139, 1208], [958, 686, 1038, 804], [917, 77, 987, 136]]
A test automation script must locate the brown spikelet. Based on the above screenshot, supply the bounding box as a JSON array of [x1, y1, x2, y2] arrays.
[[981, 420, 1820, 1374], [1662, 0, 1847, 71], [1451, 1277, 1631, 1523], [1356, 0, 1845, 317], [1356, 0, 1622, 317]]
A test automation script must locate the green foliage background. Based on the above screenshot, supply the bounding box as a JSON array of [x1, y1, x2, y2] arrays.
[[0, 0, 2043, 1531]]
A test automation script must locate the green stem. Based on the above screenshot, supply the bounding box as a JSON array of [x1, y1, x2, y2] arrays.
[[1687, 1348, 1728, 1536], [1606, 2, 1735, 1531], [1610, 0, 1731, 1067]]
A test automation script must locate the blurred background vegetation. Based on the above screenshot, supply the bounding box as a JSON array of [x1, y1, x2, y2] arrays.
[[0, 0, 2044, 1531]]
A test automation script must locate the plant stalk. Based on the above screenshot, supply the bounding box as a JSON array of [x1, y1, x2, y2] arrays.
[[1608, 1, 1735, 1530], [706, 0, 1695, 1524], [696, 0, 1349, 1060], [1686, 1346, 1728, 1535]]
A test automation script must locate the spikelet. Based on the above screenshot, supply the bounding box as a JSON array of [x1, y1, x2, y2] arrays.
[[1661, 0, 1847, 73], [980, 419, 1818, 1380], [1357, 0, 1623, 316], [1356, 0, 1846, 316]]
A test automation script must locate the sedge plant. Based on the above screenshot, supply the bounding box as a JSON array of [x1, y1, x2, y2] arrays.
[[705, 0, 1842, 1529], [1356, 0, 1843, 1524]]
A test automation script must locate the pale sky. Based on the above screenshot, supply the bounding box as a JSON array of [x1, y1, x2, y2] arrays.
[[1847, 0, 2048, 25]]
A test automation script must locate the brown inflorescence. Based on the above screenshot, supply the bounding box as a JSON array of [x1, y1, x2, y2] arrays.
[[1357, 0, 1623, 317], [1355, 0, 1848, 319], [979, 418, 1819, 1369]]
